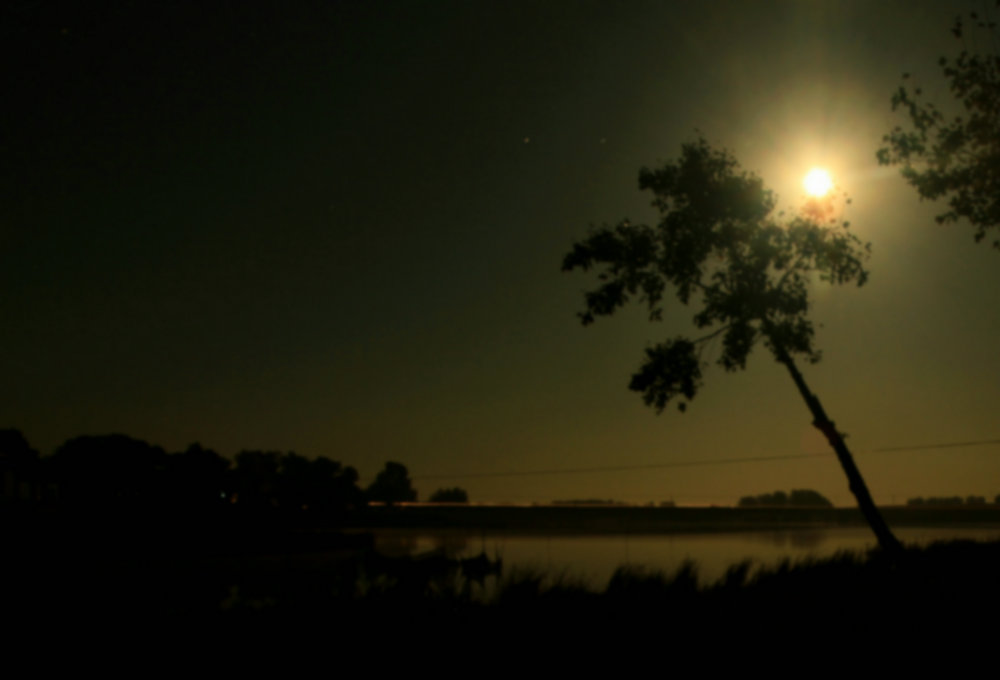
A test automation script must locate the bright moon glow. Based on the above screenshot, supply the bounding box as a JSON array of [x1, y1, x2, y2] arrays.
[[803, 167, 833, 197]]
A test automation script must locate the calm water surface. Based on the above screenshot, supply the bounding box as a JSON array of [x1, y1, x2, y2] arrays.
[[372, 526, 1000, 589]]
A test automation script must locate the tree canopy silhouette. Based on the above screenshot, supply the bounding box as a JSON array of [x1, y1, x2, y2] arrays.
[[367, 461, 417, 505], [563, 138, 900, 551], [878, 10, 1000, 249], [232, 450, 361, 513], [49, 434, 167, 508], [429, 487, 468, 503], [0, 428, 40, 503]]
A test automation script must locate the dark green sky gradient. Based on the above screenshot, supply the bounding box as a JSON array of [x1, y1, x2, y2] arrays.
[[4, 1, 999, 504]]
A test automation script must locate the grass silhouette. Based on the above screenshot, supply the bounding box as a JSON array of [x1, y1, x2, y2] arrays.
[[8, 517, 999, 645]]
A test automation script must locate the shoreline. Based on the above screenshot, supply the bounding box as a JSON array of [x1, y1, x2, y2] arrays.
[[346, 504, 1000, 535]]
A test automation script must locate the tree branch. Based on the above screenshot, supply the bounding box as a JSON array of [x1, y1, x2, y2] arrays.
[[693, 324, 731, 346]]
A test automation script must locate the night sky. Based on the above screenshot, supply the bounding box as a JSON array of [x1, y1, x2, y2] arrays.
[[5, 0, 999, 505]]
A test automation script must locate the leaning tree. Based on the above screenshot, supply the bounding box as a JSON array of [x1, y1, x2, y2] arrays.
[[563, 138, 901, 552]]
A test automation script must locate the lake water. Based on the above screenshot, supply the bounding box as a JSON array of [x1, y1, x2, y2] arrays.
[[371, 525, 1000, 589]]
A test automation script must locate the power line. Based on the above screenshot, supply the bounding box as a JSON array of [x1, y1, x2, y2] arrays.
[[413, 452, 821, 481], [872, 438, 1000, 453], [413, 437, 1000, 482]]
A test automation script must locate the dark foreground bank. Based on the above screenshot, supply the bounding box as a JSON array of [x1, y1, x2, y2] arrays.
[[6, 505, 1000, 646]]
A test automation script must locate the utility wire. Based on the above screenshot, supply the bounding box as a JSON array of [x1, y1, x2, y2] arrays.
[[872, 438, 1000, 453], [413, 437, 1000, 481], [415, 452, 819, 481]]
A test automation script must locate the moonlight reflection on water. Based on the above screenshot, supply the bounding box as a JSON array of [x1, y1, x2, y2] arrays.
[[373, 526, 1000, 589]]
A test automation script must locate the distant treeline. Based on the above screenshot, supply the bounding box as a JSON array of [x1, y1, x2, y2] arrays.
[[0, 428, 465, 515], [738, 489, 833, 508], [907, 495, 1000, 506], [429, 487, 469, 503], [551, 499, 676, 507], [737, 490, 1000, 509]]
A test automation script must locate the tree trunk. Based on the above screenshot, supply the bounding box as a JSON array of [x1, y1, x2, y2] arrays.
[[776, 351, 902, 553]]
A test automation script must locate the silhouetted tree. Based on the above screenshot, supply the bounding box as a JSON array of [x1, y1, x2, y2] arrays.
[[0, 428, 40, 502], [788, 489, 833, 507], [49, 434, 167, 508], [313, 455, 364, 512], [278, 452, 363, 513], [429, 487, 468, 503], [878, 9, 1000, 249], [563, 138, 901, 551], [163, 442, 230, 510], [738, 491, 787, 507], [278, 451, 314, 510], [232, 450, 282, 508], [367, 461, 417, 505], [768, 491, 789, 506]]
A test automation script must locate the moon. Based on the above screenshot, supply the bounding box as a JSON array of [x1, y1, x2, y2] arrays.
[[803, 167, 833, 197]]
